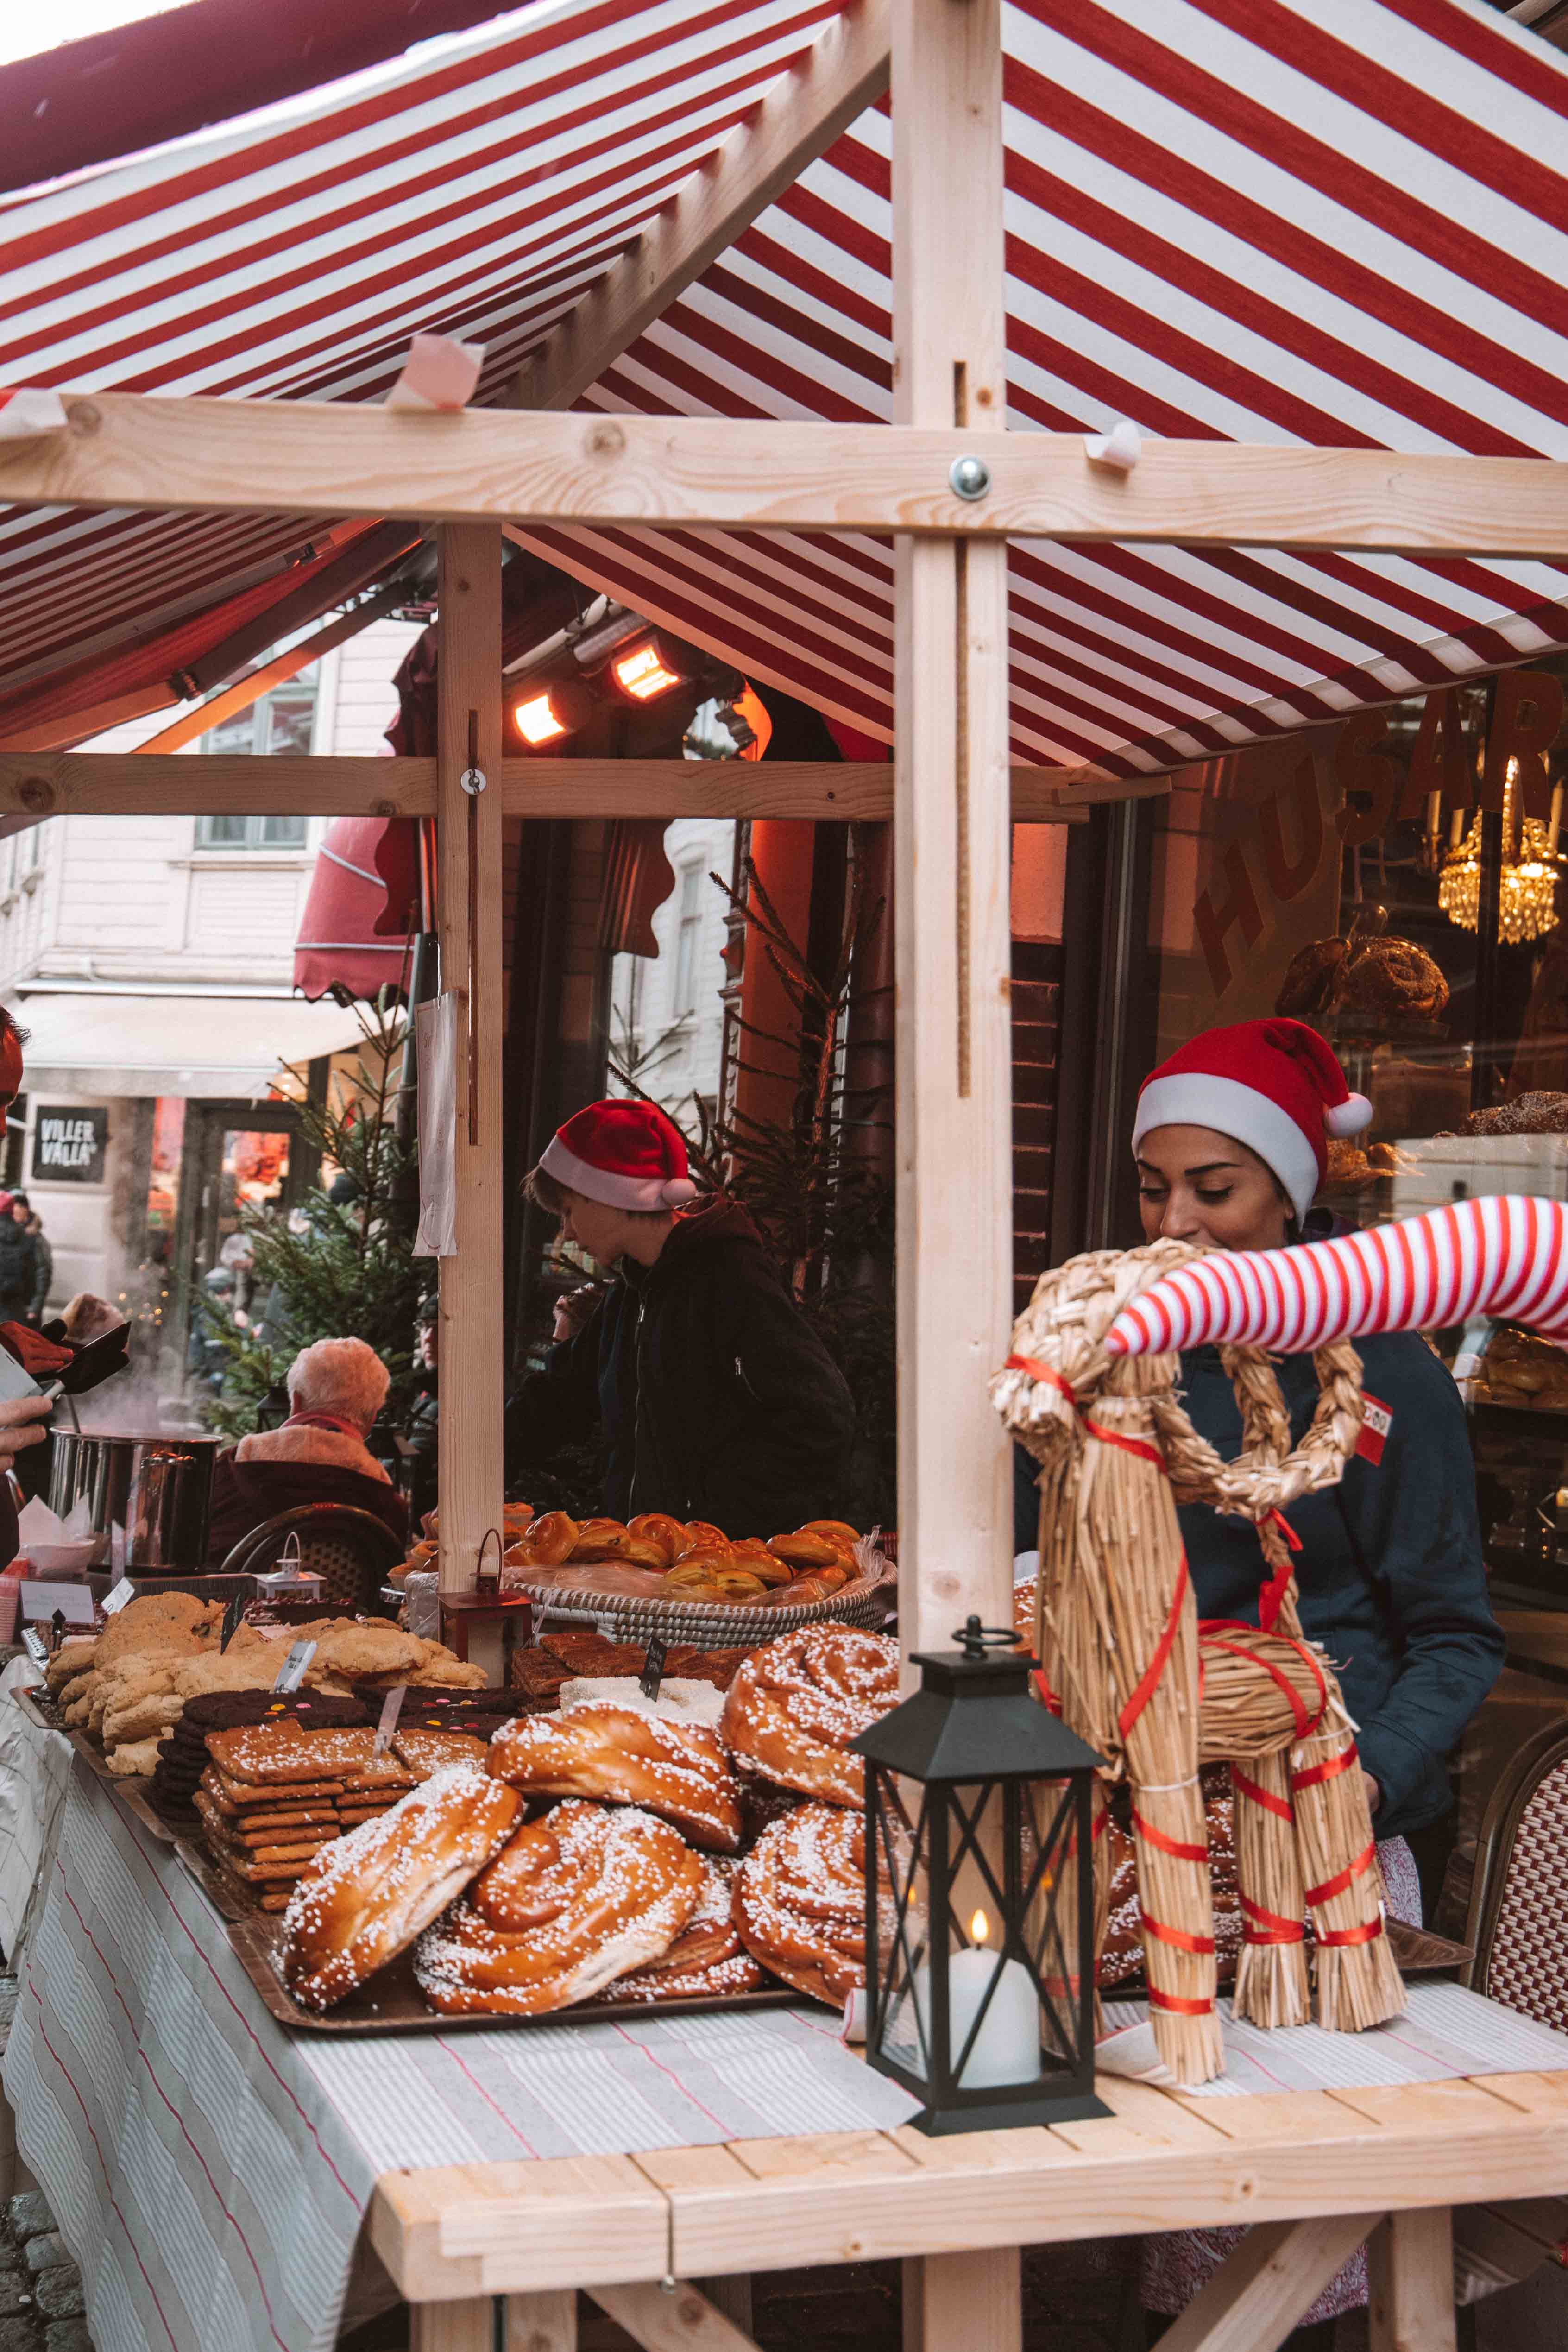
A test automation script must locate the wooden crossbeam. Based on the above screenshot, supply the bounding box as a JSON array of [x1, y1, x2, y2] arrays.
[[0, 754, 1163, 824], [1157, 2213, 1385, 2352], [512, 0, 888, 412], [6, 396, 1568, 556]]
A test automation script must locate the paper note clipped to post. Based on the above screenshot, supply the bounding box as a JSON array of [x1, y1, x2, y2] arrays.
[[414, 991, 458, 1258]]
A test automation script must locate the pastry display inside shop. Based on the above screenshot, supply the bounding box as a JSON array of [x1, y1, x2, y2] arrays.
[[1469, 1321, 1568, 1413], [1450, 1091, 1568, 1136], [252, 1624, 902, 2019], [1275, 930, 1448, 1026]]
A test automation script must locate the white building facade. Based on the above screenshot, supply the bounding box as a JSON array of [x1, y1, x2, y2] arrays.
[[607, 817, 735, 1134], [0, 619, 419, 1336]]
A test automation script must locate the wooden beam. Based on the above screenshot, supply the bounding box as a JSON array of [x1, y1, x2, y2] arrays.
[[1157, 2213, 1383, 2352], [513, 0, 888, 411], [9, 395, 1568, 556], [505, 2291, 578, 2352], [135, 583, 409, 754], [902, 2250, 1020, 2352], [435, 526, 506, 1604], [1367, 2210, 1457, 2352], [0, 753, 433, 820], [891, 0, 1013, 1657], [589, 2281, 760, 2352], [0, 755, 1154, 824], [411, 2303, 493, 2352]]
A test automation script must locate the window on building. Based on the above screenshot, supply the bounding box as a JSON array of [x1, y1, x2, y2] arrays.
[[196, 669, 318, 848], [195, 813, 309, 850], [672, 864, 704, 1017]]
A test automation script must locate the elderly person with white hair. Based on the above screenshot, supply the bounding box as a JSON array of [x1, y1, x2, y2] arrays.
[[205, 1337, 409, 1563]]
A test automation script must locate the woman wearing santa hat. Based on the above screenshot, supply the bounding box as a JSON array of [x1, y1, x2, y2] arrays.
[[505, 1097, 856, 1534], [1131, 1018, 1502, 2349]]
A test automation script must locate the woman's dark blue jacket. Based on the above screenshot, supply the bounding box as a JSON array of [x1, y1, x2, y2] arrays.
[[1176, 1331, 1503, 1840]]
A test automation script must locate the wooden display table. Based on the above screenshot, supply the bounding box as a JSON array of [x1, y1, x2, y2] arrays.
[[369, 2066, 1568, 2352]]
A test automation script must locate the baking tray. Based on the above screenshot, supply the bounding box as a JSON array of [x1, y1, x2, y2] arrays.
[[230, 1910, 798, 2037], [224, 1906, 798, 2036]]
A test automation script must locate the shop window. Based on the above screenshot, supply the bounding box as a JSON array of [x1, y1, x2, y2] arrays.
[[197, 668, 318, 850], [195, 813, 309, 850], [672, 863, 704, 1017]]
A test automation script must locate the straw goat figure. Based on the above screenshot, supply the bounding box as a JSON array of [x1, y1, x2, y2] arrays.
[[992, 1196, 1564, 2085]]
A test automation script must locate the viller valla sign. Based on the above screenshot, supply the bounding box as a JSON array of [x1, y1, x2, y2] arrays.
[[32, 1107, 108, 1185]]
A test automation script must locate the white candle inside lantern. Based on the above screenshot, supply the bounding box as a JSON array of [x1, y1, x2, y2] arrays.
[[914, 1910, 1040, 2090], [1550, 784, 1563, 859]]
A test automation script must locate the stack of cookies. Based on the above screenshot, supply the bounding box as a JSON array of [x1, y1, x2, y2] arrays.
[[147, 1689, 370, 1826], [194, 1724, 419, 1911]]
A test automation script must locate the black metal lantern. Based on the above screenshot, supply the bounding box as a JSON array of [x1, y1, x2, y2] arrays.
[[850, 1617, 1109, 2133]]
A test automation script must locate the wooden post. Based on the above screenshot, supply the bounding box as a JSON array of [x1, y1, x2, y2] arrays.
[[902, 2249, 1020, 2352], [1368, 2210, 1458, 2352], [436, 525, 506, 1617], [891, 0, 1013, 1656]]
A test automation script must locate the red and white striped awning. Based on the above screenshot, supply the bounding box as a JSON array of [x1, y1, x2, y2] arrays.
[[3, 0, 1568, 776]]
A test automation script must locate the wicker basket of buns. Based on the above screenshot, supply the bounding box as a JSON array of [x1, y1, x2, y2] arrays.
[[390, 1509, 894, 1645]]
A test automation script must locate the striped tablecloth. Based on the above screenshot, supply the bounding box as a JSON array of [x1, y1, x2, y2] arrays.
[[0, 1659, 72, 1965], [3, 1762, 918, 2352]]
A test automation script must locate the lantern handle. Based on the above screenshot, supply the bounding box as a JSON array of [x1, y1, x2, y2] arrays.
[[953, 1615, 1024, 1658]]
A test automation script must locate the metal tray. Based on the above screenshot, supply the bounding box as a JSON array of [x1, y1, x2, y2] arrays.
[[225, 1910, 798, 2036]]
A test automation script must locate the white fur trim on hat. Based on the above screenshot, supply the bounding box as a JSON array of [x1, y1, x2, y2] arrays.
[[1132, 1072, 1321, 1223], [540, 1133, 691, 1212], [1324, 1093, 1373, 1138]]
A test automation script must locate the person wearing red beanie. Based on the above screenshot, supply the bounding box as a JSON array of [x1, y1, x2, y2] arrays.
[[506, 1097, 856, 1533], [1129, 1020, 1501, 2349]]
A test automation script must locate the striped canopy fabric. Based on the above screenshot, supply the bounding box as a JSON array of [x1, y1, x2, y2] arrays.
[[3, 0, 1568, 773]]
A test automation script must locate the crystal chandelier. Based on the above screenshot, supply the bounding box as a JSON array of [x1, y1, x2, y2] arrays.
[[1438, 760, 1564, 944]]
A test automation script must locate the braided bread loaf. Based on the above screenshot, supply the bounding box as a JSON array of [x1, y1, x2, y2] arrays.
[[488, 1703, 742, 1852], [414, 1800, 702, 2015]]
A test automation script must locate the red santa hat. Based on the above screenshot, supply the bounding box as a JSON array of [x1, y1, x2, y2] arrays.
[[540, 1098, 699, 1212], [1131, 1018, 1371, 1222]]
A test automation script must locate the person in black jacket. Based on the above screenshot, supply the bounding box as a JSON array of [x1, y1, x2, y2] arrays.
[[0, 1189, 37, 1327], [506, 1098, 855, 1533]]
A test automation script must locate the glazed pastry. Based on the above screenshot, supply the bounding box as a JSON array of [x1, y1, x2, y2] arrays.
[[767, 1531, 840, 1569], [733, 1803, 877, 2007], [279, 1765, 521, 2011], [488, 1702, 743, 1852], [589, 1857, 765, 2005], [523, 1512, 580, 1565], [627, 1513, 689, 1565], [414, 1800, 702, 2015], [720, 1625, 899, 1807]]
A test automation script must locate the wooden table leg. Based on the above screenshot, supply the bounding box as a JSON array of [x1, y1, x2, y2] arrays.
[[902, 2248, 1021, 2352], [1369, 2210, 1458, 2352], [506, 2291, 578, 2351], [698, 2276, 753, 2336], [411, 2298, 494, 2352], [1154, 2214, 1384, 2352]]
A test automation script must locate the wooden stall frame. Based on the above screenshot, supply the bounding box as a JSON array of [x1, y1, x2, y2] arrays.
[[3, 0, 1565, 2338]]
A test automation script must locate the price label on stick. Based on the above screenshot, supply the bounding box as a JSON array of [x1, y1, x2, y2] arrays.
[[273, 1639, 317, 1695], [101, 1578, 136, 1616], [219, 1592, 246, 1651], [639, 1637, 667, 1702], [373, 1684, 408, 1758]]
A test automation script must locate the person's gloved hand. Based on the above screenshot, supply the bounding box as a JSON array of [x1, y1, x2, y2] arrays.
[[0, 1323, 71, 1378]]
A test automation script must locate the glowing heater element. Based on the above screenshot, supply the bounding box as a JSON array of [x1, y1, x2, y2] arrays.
[[612, 637, 683, 700], [513, 688, 572, 745]]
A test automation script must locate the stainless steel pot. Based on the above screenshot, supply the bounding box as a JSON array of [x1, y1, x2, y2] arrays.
[[48, 1430, 221, 1570]]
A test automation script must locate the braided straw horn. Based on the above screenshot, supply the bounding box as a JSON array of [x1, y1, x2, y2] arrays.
[[1104, 1195, 1568, 1359]]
